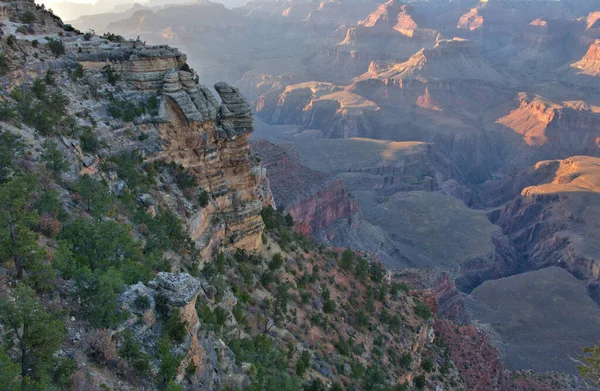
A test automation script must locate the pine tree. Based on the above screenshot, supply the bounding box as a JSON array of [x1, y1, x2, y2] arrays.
[[0, 284, 66, 387], [0, 176, 44, 280]]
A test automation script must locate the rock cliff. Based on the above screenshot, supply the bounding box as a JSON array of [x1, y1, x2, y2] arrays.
[[571, 39, 600, 77], [250, 139, 359, 235], [496, 93, 600, 156], [486, 156, 600, 297], [4, 12, 267, 257]]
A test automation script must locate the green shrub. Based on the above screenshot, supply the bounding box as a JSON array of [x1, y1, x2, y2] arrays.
[[133, 295, 151, 312], [421, 358, 434, 372], [164, 309, 187, 344], [79, 127, 101, 153], [0, 53, 9, 77], [369, 261, 386, 283], [354, 257, 368, 281], [399, 352, 412, 369], [341, 249, 353, 270], [47, 38, 65, 57], [334, 338, 351, 356], [0, 284, 70, 388], [414, 301, 432, 320], [102, 64, 119, 85], [74, 63, 85, 78], [0, 129, 25, 184], [228, 335, 301, 390], [269, 253, 284, 271], [10, 82, 69, 136], [103, 32, 124, 42], [323, 298, 335, 314], [20, 11, 36, 24], [119, 329, 150, 374], [198, 188, 210, 207], [41, 140, 68, 176], [157, 339, 182, 384], [414, 374, 426, 389], [73, 175, 113, 218], [390, 282, 409, 296], [73, 267, 129, 328], [295, 350, 311, 376], [45, 70, 55, 85]]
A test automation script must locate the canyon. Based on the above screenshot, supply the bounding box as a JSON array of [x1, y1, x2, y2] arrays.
[[8, 0, 600, 387]]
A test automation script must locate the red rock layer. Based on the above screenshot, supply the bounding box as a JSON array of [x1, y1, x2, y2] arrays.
[[250, 139, 359, 235], [287, 179, 359, 235]]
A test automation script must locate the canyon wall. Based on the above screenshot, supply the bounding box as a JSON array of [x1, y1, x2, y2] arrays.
[[250, 139, 359, 235]]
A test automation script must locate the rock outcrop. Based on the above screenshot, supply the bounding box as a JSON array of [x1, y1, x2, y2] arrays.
[[151, 76, 266, 254], [359, 37, 506, 83], [120, 273, 246, 389], [56, 33, 267, 257]]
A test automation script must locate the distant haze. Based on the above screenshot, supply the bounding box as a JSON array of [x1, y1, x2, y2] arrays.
[[39, 0, 247, 21]]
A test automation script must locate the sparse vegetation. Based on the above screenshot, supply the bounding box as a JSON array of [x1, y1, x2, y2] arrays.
[[108, 95, 161, 121], [577, 346, 600, 387], [47, 38, 65, 57], [19, 10, 35, 24]]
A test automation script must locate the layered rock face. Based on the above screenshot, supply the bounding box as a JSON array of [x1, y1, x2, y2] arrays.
[[496, 93, 600, 156], [74, 38, 267, 255], [77, 43, 188, 90], [250, 139, 359, 235], [154, 78, 265, 253], [433, 316, 578, 390], [255, 81, 379, 139], [362, 37, 506, 83], [571, 39, 600, 77]]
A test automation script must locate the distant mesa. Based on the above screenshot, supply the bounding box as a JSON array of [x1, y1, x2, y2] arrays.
[[358, 38, 505, 84], [585, 11, 600, 31], [522, 155, 600, 197], [529, 17, 547, 28], [343, 0, 439, 41], [457, 8, 483, 31], [571, 39, 600, 77], [496, 92, 600, 157]]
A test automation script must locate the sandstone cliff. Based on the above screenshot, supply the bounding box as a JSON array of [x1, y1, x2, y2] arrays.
[[80, 49, 266, 255]]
